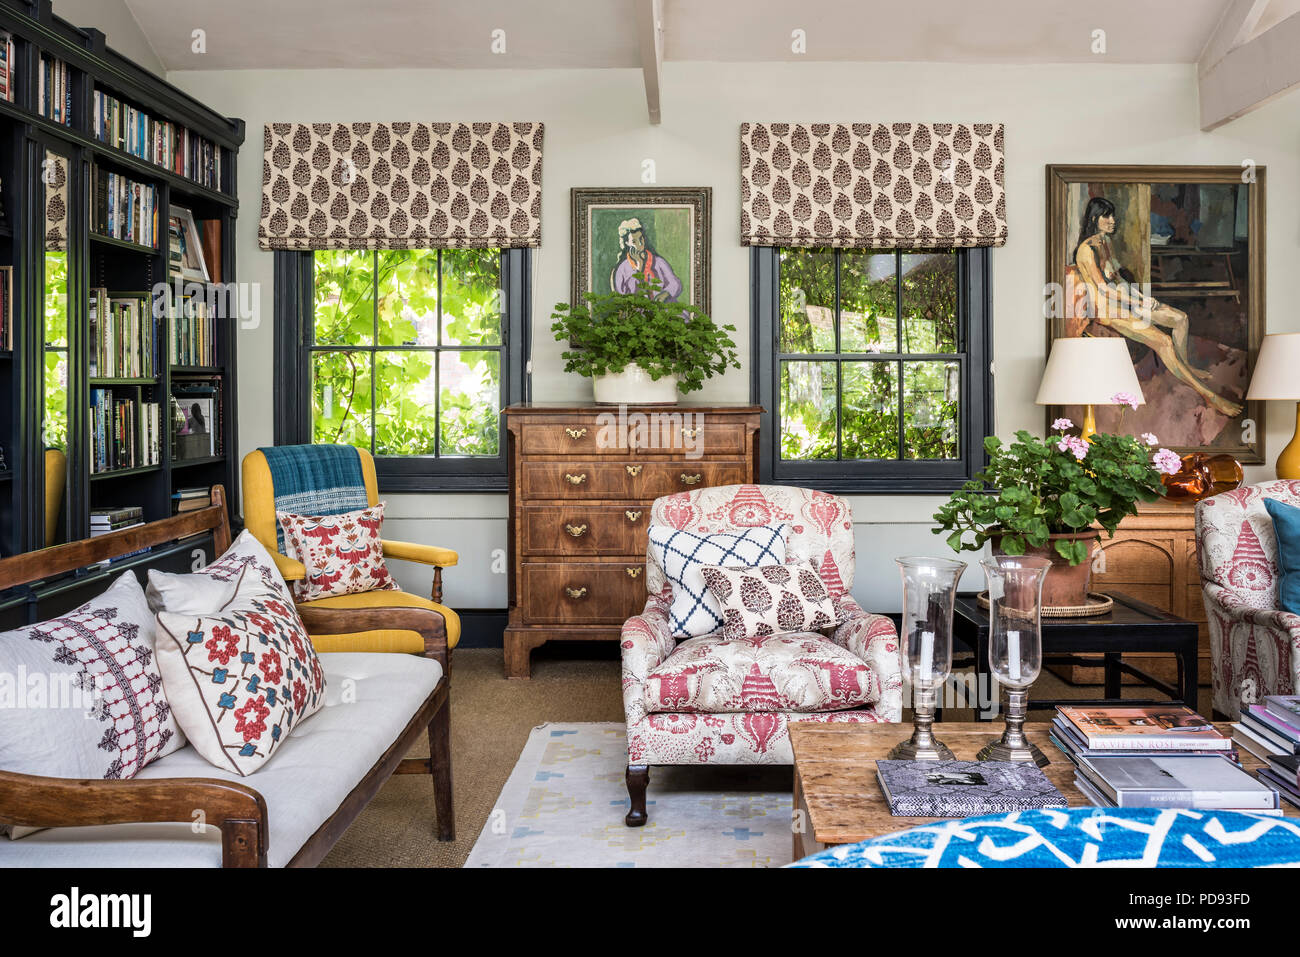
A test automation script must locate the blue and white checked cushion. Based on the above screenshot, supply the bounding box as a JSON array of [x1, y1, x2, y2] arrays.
[[788, 808, 1300, 868], [647, 523, 788, 638]]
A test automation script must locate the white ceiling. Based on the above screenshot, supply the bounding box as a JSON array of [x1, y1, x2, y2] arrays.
[[119, 0, 1250, 71]]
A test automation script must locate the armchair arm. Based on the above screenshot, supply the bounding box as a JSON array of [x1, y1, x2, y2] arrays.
[[381, 540, 459, 567], [827, 593, 904, 722], [620, 597, 676, 727], [0, 770, 268, 867], [296, 604, 449, 670], [1203, 581, 1300, 636], [272, 550, 306, 582]]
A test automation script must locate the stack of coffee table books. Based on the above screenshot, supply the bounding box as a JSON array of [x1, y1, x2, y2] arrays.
[[1231, 695, 1300, 809], [1050, 705, 1236, 763], [875, 760, 1068, 817]]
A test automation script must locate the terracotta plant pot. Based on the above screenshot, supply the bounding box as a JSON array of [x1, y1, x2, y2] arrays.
[[991, 530, 1098, 608]]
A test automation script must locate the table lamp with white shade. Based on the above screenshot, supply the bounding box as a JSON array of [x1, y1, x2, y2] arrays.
[[1247, 332, 1300, 480], [1036, 337, 1145, 441]]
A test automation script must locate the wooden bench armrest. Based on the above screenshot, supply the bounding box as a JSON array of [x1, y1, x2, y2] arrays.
[[0, 770, 269, 867], [296, 604, 450, 669]]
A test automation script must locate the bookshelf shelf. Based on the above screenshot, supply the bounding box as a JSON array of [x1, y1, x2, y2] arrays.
[[0, 0, 243, 558]]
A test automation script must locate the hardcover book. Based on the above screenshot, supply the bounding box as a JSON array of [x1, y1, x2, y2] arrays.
[[1265, 696, 1300, 724], [1057, 706, 1230, 750], [875, 760, 1068, 817], [1077, 755, 1279, 810]]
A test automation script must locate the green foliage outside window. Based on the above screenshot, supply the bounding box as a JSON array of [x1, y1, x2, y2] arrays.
[[310, 248, 503, 458], [43, 250, 68, 452], [778, 248, 960, 462]]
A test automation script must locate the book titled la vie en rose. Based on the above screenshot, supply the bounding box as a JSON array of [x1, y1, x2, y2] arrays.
[[1057, 706, 1231, 750]]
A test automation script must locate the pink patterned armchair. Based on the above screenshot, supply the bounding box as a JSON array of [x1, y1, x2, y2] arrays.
[[620, 484, 902, 826], [1196, 481, 1300, 719]]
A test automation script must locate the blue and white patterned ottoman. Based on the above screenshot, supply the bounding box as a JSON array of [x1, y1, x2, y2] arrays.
[[790, 808, 1300, 868]]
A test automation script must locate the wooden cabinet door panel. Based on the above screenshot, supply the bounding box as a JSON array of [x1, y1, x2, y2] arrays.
[[521, 561, 649, 623], [520, 504, 647, 556], [1093, 538, 1176, 584]]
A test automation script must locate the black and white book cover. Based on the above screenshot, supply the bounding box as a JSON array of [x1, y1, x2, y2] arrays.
[[875, 760, 1068, 817]]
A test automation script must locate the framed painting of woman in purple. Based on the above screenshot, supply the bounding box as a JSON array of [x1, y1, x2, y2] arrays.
[[1046, 165, 1265, 463], [571, 187, 711, 313]]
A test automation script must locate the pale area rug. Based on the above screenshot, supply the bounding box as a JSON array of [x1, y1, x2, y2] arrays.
[[464, 722, 795, 867]]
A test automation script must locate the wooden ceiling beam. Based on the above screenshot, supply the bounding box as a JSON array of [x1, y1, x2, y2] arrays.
[[633, 0, 664, 125], [1198, 5, 1300, 130]]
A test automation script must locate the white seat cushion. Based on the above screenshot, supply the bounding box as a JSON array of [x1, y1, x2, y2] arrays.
[[0, 652, 442, 868]]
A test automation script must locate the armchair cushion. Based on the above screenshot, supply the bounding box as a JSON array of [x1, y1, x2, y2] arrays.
[[1264, 498, 1300, 617], [647, 523, 788, 638], [701, 561, 838, 641], [277, 502, 398, 602], [644, 631, 877, 714]]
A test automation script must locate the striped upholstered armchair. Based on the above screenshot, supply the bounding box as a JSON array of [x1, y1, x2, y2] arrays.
[[620, 484, 902, 826], [242, 444, 460, 655]]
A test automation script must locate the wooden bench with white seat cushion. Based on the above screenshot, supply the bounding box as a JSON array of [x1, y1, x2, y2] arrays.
[[0, 487, 453, 867]]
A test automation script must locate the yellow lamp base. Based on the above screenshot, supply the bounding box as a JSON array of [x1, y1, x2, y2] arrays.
[[1081, 404, 1098, 442], [1278, 401, 1300, 480]]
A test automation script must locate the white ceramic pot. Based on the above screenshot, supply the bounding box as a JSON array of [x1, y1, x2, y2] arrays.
[[592, 363, 680, 404]]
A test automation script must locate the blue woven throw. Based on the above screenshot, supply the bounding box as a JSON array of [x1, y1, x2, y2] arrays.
[[259, 444, 369, 551]]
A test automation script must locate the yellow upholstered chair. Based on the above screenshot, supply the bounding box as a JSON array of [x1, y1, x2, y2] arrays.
[[242, 446, 460, 654]]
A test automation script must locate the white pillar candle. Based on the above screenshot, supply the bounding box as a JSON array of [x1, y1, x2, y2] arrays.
[[1007, 629, 1021, 683], [918, 630, 934, 684]]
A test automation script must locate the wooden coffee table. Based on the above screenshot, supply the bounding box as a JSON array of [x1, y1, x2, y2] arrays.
[[790, 721, 1297, 863]]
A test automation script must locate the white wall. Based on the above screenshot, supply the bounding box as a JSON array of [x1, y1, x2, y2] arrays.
[[166, 60, 1300, 611], [52, 0, 165, 76]]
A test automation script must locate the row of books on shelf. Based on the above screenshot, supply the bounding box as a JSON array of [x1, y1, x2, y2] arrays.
[[0, 34, 14, 103], [0, 266, 11, 350], [91, 165, 159, 248], [92, 90, 223, 191], [89, 390, 162, 474], [89, 289, 157, 379], [170, 295, 217, 367], [1053, 704, 1294, 815], [37, 53, 72, 126]]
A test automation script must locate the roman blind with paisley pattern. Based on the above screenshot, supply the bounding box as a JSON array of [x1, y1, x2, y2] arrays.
[[259, 121, 544, 250], [740, 122, 1006, 248]]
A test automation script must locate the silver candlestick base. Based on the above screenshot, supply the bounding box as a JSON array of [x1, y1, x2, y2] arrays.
[[888, 688, 953, 761], [977, 689, 1049, 766]]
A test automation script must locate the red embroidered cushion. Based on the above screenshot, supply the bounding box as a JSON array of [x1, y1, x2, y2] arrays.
[[699, 561, 840, 641], [277, 503, 398, 601]]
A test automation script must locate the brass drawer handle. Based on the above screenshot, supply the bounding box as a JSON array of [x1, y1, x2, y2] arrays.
[[680, 472, 703, 485], [565, 523, 588, 538], [681, 427, 700, 438], [625, 509, 642, 522], [565, 427, 588, 440], [565, 472, 587, 485], [565, 586, 588, 599], [625, 567, 641, 579], [625, 464, 642, 476]]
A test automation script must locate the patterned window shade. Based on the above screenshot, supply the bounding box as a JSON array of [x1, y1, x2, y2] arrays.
[[740, 122, 1006, 248], [44, 151, 68, 252], [259, 121, 543, 250]]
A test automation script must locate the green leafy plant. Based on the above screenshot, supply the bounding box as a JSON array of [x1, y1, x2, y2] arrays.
[[933, 425, 1175, 565], [550, 280, 740, 394]]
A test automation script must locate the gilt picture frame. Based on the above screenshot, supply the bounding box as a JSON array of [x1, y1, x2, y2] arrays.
[[1045, 165, 1265, 463], [570, 187, 711, 313]]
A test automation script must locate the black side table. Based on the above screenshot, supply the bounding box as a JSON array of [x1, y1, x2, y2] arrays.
[[950, 591, 1199, 721]]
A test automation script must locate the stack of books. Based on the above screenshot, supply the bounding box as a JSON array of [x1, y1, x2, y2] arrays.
[[1232, 696, 1300, 809], [172, 486, 212, 514], [89, 289, 157, 378], [90, 166, 159, 249], [1052, 706, 1281, 815], [876, 760, 1068, 817], [92, 89, 222, 190], [90, 506, 143, 537], [37, 54, 72, 125]]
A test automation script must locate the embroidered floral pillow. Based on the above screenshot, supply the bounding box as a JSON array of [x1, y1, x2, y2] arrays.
[[699, 561, 840, 641], [277, 502, 398, 602], [155, 539, 325, 776]]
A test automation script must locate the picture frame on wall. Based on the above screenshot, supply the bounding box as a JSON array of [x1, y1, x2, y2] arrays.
[[570, 187, 711, 312], [1045, 165, 1265, 463], [169, 205, 209, 283]]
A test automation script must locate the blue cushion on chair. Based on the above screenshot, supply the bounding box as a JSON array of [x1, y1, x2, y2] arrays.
[[1264, 497, 1300, 617], [788, 808, 1300, 868]]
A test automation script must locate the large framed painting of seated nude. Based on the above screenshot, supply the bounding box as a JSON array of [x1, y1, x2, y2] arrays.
[[570, 187, 711, 312], [1045, 165, 1265, 463]]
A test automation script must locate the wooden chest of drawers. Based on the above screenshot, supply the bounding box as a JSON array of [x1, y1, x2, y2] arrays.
[[503, 403, 762, 678]]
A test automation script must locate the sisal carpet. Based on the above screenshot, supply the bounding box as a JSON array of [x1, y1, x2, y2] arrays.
[[321, 646, 1212, 868]]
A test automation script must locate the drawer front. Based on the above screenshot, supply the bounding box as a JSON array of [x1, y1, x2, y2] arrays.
[[520, 504, 648, 556], [517, 417, 750, 457], [521, 561, 648, 623], [519, 461, 749, 500]]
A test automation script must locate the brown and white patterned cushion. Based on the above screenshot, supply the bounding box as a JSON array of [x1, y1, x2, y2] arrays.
[[701, 561, 839, 641]]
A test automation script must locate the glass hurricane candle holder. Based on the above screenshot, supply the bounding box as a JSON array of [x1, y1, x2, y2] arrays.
[[977, 555, 1051, 766], [888, 556, 967, 761]]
